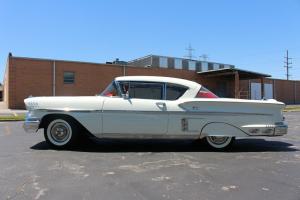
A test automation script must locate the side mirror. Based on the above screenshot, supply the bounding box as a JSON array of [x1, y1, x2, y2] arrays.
[[122, 91, 129, 99]]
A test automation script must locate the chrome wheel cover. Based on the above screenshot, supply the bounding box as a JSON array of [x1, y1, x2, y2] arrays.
[[206, 136, 233, 149], [50, 122, 70, 143], [47, 119, 73, 146], [207, 136, 229, 145]]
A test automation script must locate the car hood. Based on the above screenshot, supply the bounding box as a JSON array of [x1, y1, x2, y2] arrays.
[[24, 96, 104, 111]]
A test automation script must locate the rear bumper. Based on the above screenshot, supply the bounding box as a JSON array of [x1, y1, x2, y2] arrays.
[[23, 117, 40, 133], [274, 123, 288, 136], [243, 122, 288, 136]]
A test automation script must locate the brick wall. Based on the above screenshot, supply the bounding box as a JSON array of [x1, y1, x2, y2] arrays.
[[240, 78, 300, 104], [4, 56, 299, 109], [6, 57, 202, 109]]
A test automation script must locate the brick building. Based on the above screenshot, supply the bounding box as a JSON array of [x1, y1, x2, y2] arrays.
[[3, 53, 300, 109]]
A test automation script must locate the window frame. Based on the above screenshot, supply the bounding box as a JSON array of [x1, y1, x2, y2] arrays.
[[63, 71, 75, 84], [118, 81, 166, 100], [116, 81, 189, 101], [166, 83, 188, 100], [100, 81, 122, 97]]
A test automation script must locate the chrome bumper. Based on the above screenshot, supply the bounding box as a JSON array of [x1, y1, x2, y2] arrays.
[[274, 123, 288, 136], [244, 122, 288, 136], [23, 117, 40, 133]]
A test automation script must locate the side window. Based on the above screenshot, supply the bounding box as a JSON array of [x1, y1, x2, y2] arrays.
[[129, 82, 163, 100], [166, 84, 188, 100], [119, 81, 130, 95]]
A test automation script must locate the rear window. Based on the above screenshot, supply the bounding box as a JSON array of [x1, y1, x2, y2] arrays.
[[196, 87, 218, 98], [166, 84, 188, 100]]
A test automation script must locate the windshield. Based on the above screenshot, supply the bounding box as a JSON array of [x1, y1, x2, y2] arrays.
[[100, 81, 120, 97]]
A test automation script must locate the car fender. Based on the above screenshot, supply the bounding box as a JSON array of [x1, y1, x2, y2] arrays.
[[200, 122, 249, 138]]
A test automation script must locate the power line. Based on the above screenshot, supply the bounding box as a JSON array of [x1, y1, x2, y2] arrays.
[[284, 50, 292, 80], [185, 44, 195, 60]]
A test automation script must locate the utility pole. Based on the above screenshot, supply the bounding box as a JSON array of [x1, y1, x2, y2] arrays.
[[185, 44, 195, 60], [284, 50, 292, 80]]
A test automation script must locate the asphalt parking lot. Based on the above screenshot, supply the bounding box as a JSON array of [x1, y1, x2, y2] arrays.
[[0, 112, 299, 200]]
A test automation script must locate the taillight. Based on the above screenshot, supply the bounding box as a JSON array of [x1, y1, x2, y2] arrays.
[[196, 87, 218, 98], [197, 91, 218, 98]]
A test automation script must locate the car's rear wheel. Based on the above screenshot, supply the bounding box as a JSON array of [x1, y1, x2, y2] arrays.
[[205, 136, 234, 150], [44, 118, 79, 148]]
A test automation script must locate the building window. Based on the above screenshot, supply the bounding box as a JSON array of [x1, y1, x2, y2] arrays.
[[159, 57, 168, 68], [64, 72, 75, 84], [188, 61, 196, 70], [201, 62, 208, 71], [213, 63, 220, 70], [174, 58, 182, 69]]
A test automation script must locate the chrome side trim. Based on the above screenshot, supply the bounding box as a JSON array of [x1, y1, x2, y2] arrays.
[[34, 109, 272, 116], [96, 133, 199, 139], [102, 110, 271, 116], [35, 109, 102, 113]]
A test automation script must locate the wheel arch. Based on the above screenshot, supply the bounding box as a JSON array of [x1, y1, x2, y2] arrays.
[[200, 122, 249, 138], [39, 113, 94, 137]]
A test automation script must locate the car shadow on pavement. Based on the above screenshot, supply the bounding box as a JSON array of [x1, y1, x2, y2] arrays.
[[30, 138, 299, 153]]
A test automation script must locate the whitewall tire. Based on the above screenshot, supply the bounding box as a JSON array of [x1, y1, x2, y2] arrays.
[[206, 136, 234, 150], [44, 118, 79, 148]]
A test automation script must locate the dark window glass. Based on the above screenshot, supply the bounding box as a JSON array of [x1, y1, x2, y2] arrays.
[[101, 82, 119, 97], [63, 72, 75, 84], [129, 82, 163, 100], [166, 84, 188, 100], [119, 81, 130, 95], [208, 63, 214, 70]]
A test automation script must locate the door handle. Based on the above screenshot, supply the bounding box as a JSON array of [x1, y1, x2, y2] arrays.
[[156, 102, 166, 111]]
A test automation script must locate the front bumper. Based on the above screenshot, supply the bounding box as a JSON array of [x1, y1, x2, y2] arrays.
[[23, 117, 40, 133]]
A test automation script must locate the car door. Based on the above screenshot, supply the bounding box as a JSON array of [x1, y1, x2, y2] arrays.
[[102, 81, 168, 135]]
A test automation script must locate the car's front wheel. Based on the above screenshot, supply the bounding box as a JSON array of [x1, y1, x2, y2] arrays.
[[205, 136, 234, 150], [44, 118, 79, 148]]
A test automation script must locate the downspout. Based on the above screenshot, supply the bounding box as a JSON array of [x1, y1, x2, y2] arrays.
[[273, 79, 276, 99], [248, 80, 251, 99], [53, 60, 56, 96], [123, 65, 126, 76], [294, 81, 296, 104]]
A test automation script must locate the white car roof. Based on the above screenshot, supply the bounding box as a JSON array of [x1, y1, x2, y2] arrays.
[[115, 76, 201, 89]]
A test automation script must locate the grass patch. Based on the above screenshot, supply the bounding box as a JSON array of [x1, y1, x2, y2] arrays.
[[283, 105, 300, 112], [0, 114, 26, 121]]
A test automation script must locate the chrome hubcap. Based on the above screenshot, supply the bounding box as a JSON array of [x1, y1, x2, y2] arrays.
[[50, 122, 70, 143], [208, 136, 229, 144]]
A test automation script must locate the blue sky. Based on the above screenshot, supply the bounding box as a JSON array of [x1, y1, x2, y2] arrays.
[[0, 0, 299, 82]]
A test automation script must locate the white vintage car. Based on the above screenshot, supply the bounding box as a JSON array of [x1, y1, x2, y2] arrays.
[[23, 76, 288, 149]]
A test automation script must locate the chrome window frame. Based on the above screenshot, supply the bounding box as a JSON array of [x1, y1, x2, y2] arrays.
[[116, 81, 166, 100]]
